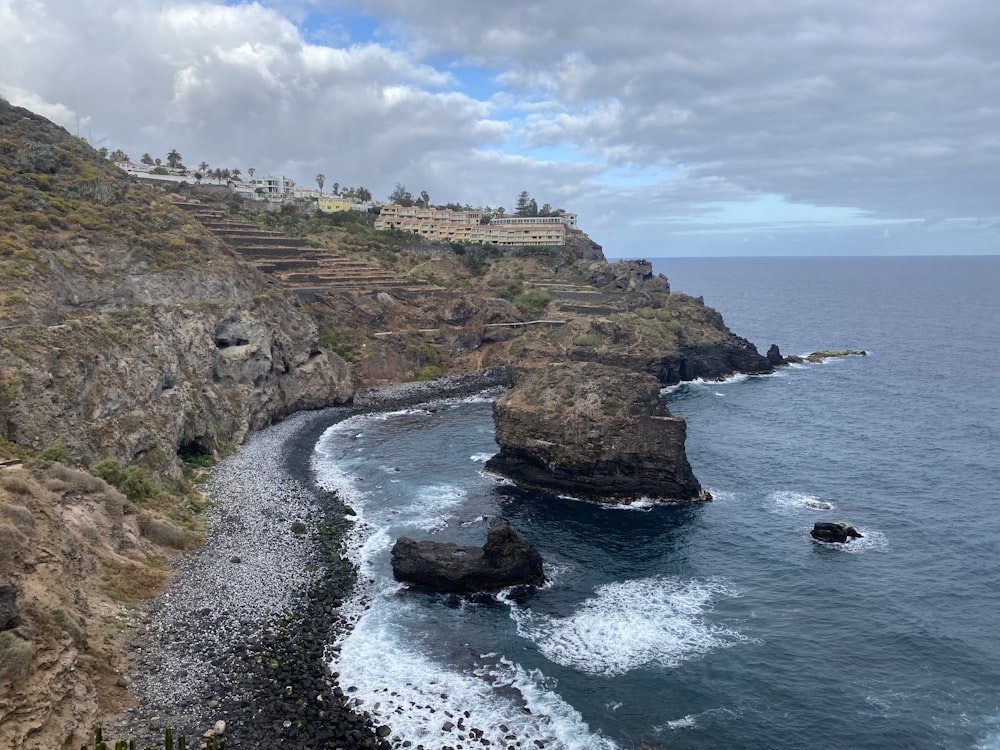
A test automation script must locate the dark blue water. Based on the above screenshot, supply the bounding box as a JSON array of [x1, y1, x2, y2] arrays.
[[314, 256, 1000, 750]]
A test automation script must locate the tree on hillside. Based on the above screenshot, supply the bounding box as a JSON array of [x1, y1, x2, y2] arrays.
[[248, 167, 256, 183], [389, 182, 414, 206], [166, 149, 183, 168], [198, 161, 210, 173], [230, 168, 242, 182], [356, 186, 372, 203], [515, 190, 532, 216], [108, 149, 128, 162], [140, 152, 154, 165], [316, 173, 325, 195], [193, 171, 203, 185], [419, 190, 430, 208], [333, 182, 340, 195]]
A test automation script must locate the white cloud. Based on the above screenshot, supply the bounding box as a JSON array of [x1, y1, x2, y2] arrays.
[[1, 0, 997, 255]]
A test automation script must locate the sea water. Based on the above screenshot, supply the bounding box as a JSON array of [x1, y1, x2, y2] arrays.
[[313, 255, 1000, 750]]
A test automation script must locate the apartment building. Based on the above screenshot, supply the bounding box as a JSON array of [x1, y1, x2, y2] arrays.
[[375, 205, 570, 246]]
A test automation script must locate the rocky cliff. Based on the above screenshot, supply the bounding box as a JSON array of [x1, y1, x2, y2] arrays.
[[485, 362, 709, 503], [0, 99, 353, 476]]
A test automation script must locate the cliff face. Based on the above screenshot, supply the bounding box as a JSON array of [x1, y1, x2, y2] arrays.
[[485, 362, 708, 503], [0, 99, 353, 474]]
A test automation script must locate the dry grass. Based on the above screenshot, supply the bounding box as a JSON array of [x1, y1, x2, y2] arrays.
[[100, 555, 169, 604], [0, 630, 34, 683], [0, 503, 34, 530], [138, 513, 199, 550], [0, 474, 35, 497]]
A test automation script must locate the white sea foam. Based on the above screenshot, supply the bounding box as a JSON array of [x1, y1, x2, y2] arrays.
[[816, 527, 888, 554], [508, 577, 746, 676], [332, 604, 618, 750], [767, 489, 834, 514], [665, 714, 698, 729], [470, 451, 495, 463], [976, 713, 1000, 750]]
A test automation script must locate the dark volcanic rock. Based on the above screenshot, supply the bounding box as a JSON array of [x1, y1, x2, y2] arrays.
[[810, 522, 863, 543], [0, 583, 21, 631], [766, 344, 785, 366], [485, 362, 710, 504], [391, 524, 545, 593]]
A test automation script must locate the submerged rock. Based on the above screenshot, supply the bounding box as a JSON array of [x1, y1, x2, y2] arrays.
[[810, 522, 863, 543], [485, 362, 709, 504], [391, 524, 545, 593]]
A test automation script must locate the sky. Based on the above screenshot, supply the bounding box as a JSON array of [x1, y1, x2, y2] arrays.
[[1, 0, 997, 257]]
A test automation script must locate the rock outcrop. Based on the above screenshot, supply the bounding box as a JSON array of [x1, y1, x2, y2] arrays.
[[391, 524, 545, 593], [810, 522, 863, 543], [485, 362, 709, 504]]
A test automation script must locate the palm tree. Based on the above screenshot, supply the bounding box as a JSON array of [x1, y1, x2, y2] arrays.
[[230, 168, 242, 182], [332, 182, 340, 196], [248, 167, 256, 182], [316, 173, 325, 195], [140, 152, 154, 165], [356, 187, 372, 203], [166, 149, 182, 169], [198, 161, 210, 173]]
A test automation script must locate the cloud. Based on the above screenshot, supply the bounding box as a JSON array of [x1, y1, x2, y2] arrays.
[[1, 0, 997, 255]]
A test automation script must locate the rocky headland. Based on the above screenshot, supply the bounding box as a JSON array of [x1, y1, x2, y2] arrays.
[[0, 98, 801, 747]]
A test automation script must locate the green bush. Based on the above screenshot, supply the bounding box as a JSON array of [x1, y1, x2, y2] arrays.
[[90, 459, 158, 503], [32, 440, 73, 467], [573, 332, 602, 347], [416, 365, 443, 381], [90, 458, 125, 488], [512, 289, 551, 319]]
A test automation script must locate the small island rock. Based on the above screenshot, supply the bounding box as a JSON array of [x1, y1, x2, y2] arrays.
[[391, 524, 545, 593], [810, 522, 863, 544]]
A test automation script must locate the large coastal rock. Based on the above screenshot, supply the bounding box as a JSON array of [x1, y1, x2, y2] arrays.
[[485, 362, 709, 504], [391, 524, 545, 593]]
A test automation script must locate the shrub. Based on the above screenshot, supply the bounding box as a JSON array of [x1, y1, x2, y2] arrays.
[[417, 365, 443, 381], [89, 458, 125, 488], [512, 289, 551, 319], [573, 332, 602, 347], [0, 474, 34, 497], [32, 440, 73, 467], [119, 467, 157, 504], [90, 459, 158, 504], [138, 513, 193, 550], [0, 630, 34, 682]]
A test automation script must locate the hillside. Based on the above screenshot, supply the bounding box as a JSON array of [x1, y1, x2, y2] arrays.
[[0, 99, 353, 475]]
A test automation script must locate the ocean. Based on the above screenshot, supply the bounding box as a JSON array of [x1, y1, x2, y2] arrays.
[[312, 255, 1000, 750]]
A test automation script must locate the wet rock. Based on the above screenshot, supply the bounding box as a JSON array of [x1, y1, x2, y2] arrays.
[[811, 522, 863, 543], [391, 525, 545, 593]]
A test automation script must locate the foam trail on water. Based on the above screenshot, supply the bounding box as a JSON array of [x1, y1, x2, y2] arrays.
[[331, 598, 618, 750], [767, 489, 834, 514], [507, 576, 746, 676]]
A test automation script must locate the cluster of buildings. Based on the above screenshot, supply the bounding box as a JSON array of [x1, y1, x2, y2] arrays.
[[114, 161, 578, 246], [113, 161, 371, 212], [374, 205, 577, 247]]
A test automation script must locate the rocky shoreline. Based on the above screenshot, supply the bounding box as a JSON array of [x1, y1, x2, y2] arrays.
[[107, 370, 511, 749]]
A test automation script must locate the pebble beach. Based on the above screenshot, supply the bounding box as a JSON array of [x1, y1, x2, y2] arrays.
[[111, 371, 509, 749]]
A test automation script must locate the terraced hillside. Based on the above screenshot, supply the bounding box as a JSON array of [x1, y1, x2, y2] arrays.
[[173, 201, 438, 297]]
